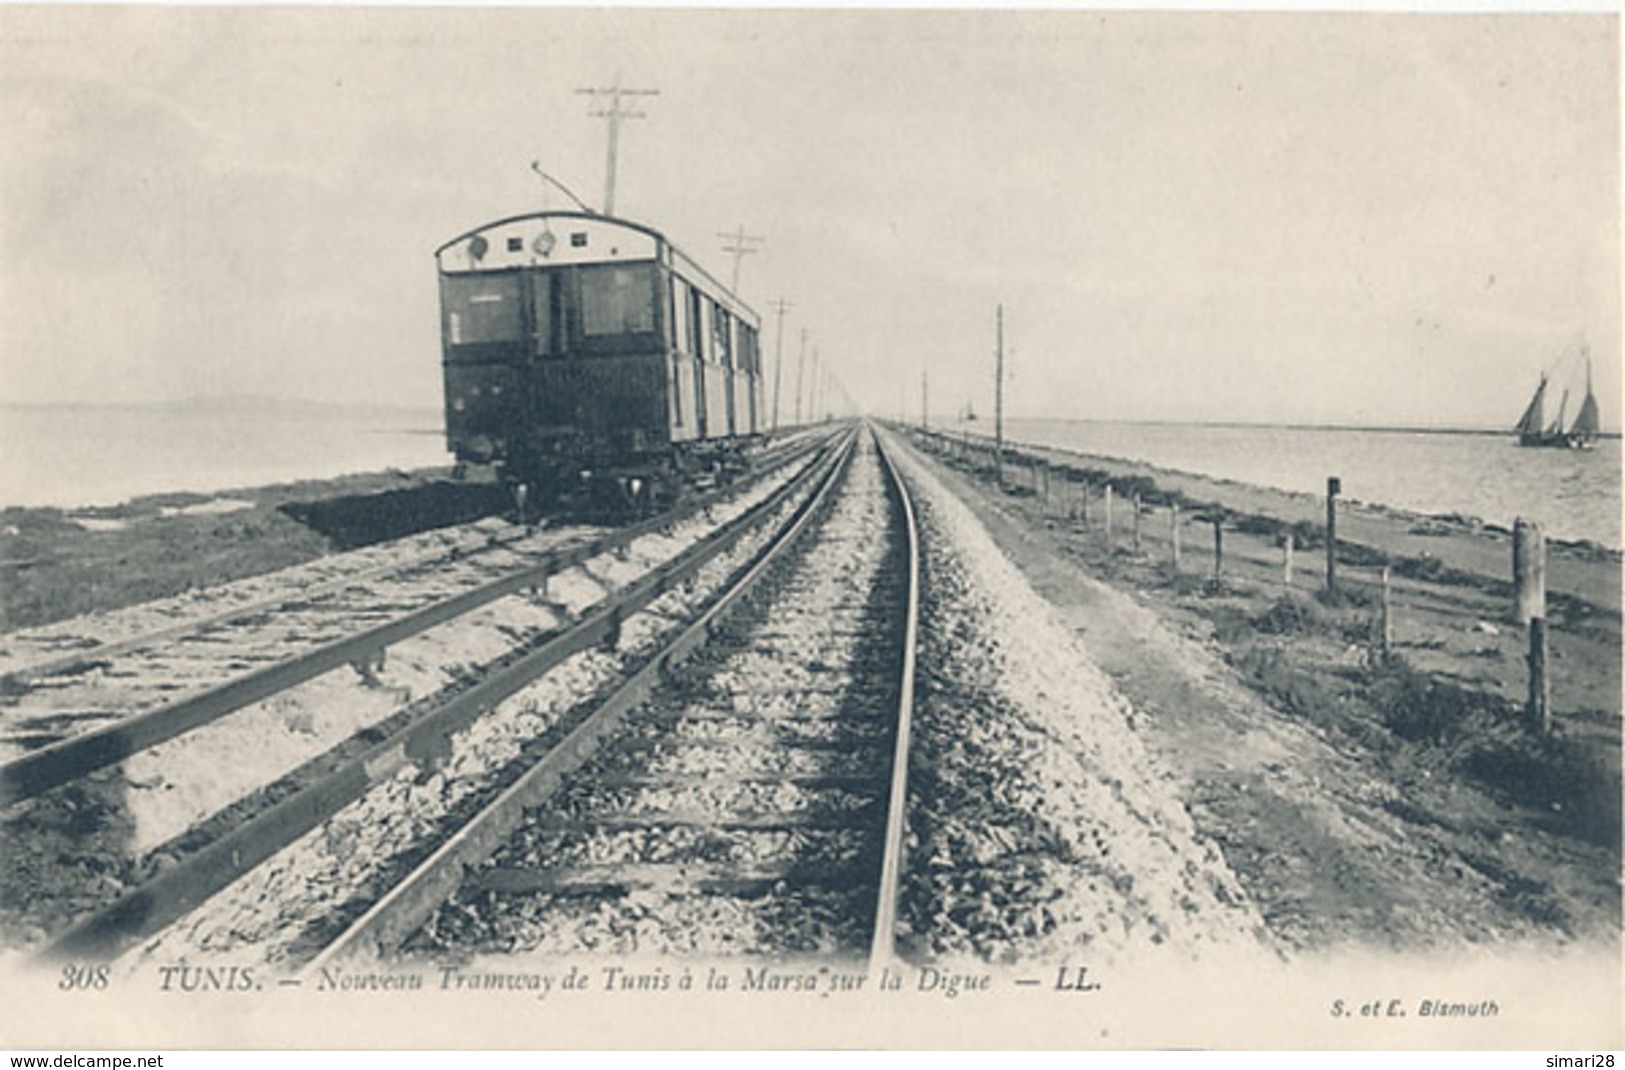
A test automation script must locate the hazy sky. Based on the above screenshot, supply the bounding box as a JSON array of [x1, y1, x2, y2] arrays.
[[1, 8, 1617, 430]]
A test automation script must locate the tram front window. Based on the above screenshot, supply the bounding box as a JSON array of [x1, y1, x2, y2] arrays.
[[441, 275, 522, 355], [577, 263, 657, 352]]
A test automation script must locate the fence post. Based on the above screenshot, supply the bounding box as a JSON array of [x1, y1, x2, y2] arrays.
[[1325, 476, 1341, 597], [1211, 517, 1223, 585], [1527, 617, 1551, 735], [1513, 519, 1546, 626], [1169, 502, 1181, 571], [1104, 484, 1114, 548], [1379, 564, 1392, 656], [1283, 533, 1295, 588]]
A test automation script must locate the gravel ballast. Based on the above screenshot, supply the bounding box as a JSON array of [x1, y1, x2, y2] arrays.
[[885, 430, 1271, 964]]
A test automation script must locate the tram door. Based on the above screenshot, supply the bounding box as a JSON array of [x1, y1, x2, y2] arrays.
[[688, 285, 709, 438]]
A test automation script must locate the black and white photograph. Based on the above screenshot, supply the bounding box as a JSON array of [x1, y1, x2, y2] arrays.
[[0, 5, 1618, 1054]]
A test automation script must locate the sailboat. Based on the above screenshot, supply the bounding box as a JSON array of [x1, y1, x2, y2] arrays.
[[1515, 346, 1600, 449]]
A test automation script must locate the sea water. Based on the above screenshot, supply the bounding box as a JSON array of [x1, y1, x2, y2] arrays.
[[0, 403, 448, 511], [984, 418, 1622, 550], [4, 404, 1618, 550]]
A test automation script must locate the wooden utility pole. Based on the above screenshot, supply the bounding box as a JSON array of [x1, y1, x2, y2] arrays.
[[995, 305, 1005, 487], [575, 78, 658, 217], [809, 347, 821, 423], [922, 367, 929, 430], [717, 225, 764, 294], [794, 328, 808, 425], [767, 299, 792, 432]]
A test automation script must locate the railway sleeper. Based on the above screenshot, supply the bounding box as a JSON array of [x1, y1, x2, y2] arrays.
[[469, 861, 869, 898], [526, 807, 881, 832]]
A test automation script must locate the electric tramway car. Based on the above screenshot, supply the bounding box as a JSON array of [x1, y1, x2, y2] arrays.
[[436, 211, 764, 510]]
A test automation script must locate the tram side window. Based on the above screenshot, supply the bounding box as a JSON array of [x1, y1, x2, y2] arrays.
[[578, 263, 656, 342], [738, 325, 759, 375], [441, 275, 522, 353], [713, 306, 733, 369], [688, 288, 707, 362], [671, 280, 691, 356]]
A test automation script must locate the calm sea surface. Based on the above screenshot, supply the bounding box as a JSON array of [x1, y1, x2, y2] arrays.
[[986, 418, 1622, 550], [0, 404, 449, 511], [3, 406, 1618, 549]]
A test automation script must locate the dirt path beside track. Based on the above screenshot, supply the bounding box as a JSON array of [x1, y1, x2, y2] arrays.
[[901, 435, 1620, 954]]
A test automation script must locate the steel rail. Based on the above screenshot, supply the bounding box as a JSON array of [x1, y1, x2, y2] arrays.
[[302, 430, 862, 968], [8, 429, 833, 685], [2, 525, 556, 687], [0, 434, 836, 809], [40, 428, 855, 963], [867, 427, 922, 975]]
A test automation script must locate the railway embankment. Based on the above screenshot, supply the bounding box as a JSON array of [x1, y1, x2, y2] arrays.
[[2, 427, 1616, 963], [0, 466, 496, 633], [899, 428, 1621, 953]]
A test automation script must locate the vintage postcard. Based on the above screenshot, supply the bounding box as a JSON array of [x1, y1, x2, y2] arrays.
[[0, 5, 1618, 1052]]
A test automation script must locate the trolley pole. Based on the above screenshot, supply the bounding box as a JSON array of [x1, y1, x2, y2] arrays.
[[995, 304, 1005, 487], [575, 77, 658, 217], [768, 299, 791, 432]]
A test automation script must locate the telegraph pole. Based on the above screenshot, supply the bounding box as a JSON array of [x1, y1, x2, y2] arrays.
[[717, 225, 765, 294], [995, 304, 1005, 486], [922, 367, 929, 430], [809, 346, 821, 423], [795, 328, 808, 425], [767, 299, 792, 432], [575, 77, 658, 217]]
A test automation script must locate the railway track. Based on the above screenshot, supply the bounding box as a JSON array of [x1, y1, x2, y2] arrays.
[[307, 426, 920, 970], [2, 429, 841, 958], [22, 423, 922, 976], [0, 431, 833, 804]]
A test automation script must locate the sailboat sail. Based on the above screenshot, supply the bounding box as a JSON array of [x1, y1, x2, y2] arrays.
[[1514, 377, 1546, 439], [1573, 391, 1600, 439], [1516, 345, 1601, 448], [1547, 390, 1570, 436], [1572, 354, 1600, 443]]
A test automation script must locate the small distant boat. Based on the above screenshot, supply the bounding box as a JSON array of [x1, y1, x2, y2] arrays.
[[1515, 345, 1599, 449]]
